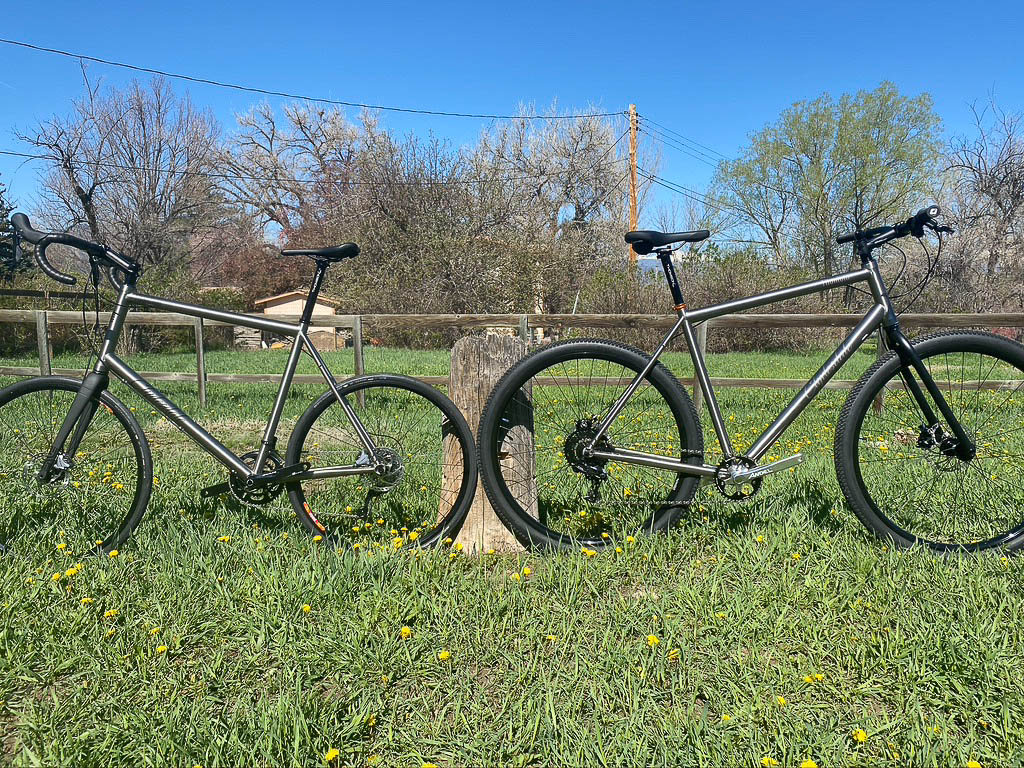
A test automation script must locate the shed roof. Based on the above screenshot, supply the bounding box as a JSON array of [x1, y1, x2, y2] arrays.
[[253, 290, 341, 308]]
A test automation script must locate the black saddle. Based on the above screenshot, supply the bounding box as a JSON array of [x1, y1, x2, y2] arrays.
[[281, 243, 360, 262], [624, 229, 710, 255]]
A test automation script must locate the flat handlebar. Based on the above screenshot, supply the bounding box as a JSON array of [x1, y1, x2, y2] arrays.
[[836, 205, 950, 251]]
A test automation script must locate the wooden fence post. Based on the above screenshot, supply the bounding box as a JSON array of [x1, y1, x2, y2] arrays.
[[447, 335, 531, 554], [519, 314, 529, 344], [35, 310, 52, 376], [693, 320, 709, 414], [194, 317, 207, 408], [352, 315, 365, 407]]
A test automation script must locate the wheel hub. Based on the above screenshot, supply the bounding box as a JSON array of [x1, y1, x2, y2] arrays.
[[369, 447, 405, 491], [564, 419, 612, 481]]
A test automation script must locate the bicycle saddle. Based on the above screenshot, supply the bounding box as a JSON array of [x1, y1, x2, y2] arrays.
[[625, 229, 710, 255], [280, 243, 360, 261]]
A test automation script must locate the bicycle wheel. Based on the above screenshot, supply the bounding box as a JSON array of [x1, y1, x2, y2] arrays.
[[286, 374, 477, 548], [477, 338, 703, 550], [835, 331, 1024, 553], [0, 376, 152, 557]]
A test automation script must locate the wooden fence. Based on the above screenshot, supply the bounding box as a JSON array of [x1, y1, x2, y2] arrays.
[[1, 308, 1023, 408]]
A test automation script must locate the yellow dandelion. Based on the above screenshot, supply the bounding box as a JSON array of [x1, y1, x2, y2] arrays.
[[155, 645, 168, 654], [761, 759, 779, 767], [647, 634, 660, 647], [81, 597, 93, 605], [392, 537, 404, 549], [522, 566, 532, 576], [967, 761, 982, 768], [409, 531, 419, 542], [626, 535, 635, 544], [313, 535, 323, 542], [56, 541, 67, 551], [438, 649, 451, 661], [667, 648, 681, 661], [800, 761, 817, 768], [791, 552, 801, 561], [149, 627, 161, 636], [545, 634, 557, 642], [721, 714, 731, 722], [776, 696, 786, 707], [852, 728, 867, 743], [302, 604, 312, 614], [51, 572, 61, 582], [217, 536, 230, 543], [324, 748, 340, 763], [400, 626, 413, 640]]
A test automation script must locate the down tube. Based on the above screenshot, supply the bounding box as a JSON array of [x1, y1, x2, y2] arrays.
[[746, 304, 886, 462]]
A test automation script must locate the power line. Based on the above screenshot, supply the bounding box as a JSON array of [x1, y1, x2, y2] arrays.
[[0, 147, 627, 188], [636, 113, 730, 159], [0, 38, 624, 121]]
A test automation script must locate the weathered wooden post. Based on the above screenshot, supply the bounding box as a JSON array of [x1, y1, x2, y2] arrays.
[[35, 310, 52, 376], [446, 334, 533, 554], [194, 317, 207, 408]]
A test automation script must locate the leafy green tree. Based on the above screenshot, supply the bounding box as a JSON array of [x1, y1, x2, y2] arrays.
[[712, 82, 943, 276]]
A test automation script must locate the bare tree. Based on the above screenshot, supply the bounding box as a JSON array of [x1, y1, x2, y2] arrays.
[[19, 73, 232, 283]]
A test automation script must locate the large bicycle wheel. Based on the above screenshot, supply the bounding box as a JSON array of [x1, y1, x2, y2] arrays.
[[286, 374, 477, 549], [477, 339, 703, 550], [0, 377, 152, 557], [835, 331, 1024, 553]]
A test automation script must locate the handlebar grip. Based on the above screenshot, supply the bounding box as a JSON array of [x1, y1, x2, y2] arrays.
[[34, 242, 77, 286], [106, 265, 125, 293]]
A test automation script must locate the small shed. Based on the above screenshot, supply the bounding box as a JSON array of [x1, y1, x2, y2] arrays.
[[252, 290, 345, 351]]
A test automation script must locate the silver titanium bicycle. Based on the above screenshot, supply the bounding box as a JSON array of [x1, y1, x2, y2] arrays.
[[0, 213, 477, 557], [477, 205, 1024, 554]]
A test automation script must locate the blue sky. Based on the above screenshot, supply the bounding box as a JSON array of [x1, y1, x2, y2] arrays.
[[1, 0, 1022, 218]]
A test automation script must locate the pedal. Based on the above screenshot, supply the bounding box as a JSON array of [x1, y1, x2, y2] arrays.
[[732, 453, 804, 482], [199, 481, 231, 499]]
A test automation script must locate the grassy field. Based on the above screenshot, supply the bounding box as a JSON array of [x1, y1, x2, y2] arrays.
[[1, 343, 1022, 767]]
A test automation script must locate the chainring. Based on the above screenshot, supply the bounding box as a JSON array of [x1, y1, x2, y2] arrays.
[[229, 450, 285, 506], [714, 456, 762, 501]]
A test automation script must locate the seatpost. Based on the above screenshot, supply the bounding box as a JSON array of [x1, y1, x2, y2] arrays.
[[657, 248, 685, 310], [302, 260, 329, 326]]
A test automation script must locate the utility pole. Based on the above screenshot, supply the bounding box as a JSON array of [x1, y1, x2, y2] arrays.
[[628, 104, 639, 264]]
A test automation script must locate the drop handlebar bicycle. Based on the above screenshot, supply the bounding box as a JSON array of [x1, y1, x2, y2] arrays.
[[477, 205, 1024, 553], [0, 214, 477, 556]]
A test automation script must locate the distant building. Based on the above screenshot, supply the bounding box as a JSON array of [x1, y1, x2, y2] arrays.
[[250, 290, 344, 351]]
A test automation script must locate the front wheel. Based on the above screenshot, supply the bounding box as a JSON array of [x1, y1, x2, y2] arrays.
[[286, 375, 477, 549], [835, 331, 1024, 553], [0, 376, 152, 557]]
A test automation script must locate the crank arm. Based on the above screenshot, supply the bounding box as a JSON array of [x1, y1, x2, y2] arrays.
[[729, 453, 804, 482]]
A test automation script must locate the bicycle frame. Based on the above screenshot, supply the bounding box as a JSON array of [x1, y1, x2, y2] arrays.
[[586, 252, 972, 479], [41, 265, 379, 486]]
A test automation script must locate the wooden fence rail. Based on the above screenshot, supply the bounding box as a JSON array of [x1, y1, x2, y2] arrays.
[[2, 309, 1023, 407]]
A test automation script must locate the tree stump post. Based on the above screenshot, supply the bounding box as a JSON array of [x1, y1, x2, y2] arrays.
[[446, 335, 534, 554]]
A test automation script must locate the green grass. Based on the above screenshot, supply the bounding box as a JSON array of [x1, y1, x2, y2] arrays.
[[1, 346, 1023, 767]]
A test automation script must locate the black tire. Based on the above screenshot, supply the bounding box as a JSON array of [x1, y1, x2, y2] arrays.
[[477, 338, 703, 550], [286, 374, 477, 549], [0, 376, 152, 556], [835, 331, 1024, 553]]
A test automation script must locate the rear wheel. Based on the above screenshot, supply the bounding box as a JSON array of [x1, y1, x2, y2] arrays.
[[286, 375, 477, 549], [0, 377, 152, 557], [835, 331, 1024, 553], [477, 339, 703, 550]]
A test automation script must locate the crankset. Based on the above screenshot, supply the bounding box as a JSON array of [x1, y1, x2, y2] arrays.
[[714, 453, 803, 500], [199, 449, 308, 507]]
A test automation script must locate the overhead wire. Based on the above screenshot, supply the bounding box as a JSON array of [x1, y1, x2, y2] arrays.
[[0, 38, 623, 121]]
